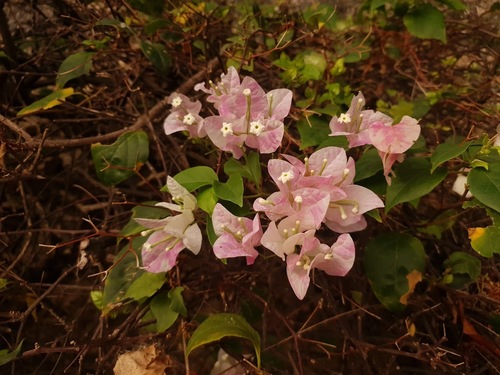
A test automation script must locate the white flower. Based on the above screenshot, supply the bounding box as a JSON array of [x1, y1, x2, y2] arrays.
[[171, 96, 182, 108], [182, 113, 196, 125], [278, 170, 294, 183], [221, 122, 234, 137], [249, 120, 265, 136], [338, 113, 351, 123]]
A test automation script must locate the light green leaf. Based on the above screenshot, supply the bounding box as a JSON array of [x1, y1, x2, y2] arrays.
[[197, 187, 218, 215], [90, 291, 105, 311], [468, 157, 500, 212], [213, 174, 244, 207], [403, 4, 447, 43], [430, 138, 472, 173], [91, 131, 149, 186], [17, 88, 75, 116], [443, 252, 481, 288], [140, 41, 171, 75], [56, 51, 95, 89], [125, 272, 166, 301], [186, 313, 261, 368], [364, 233, 426, 312], [0, 278, 7, 290], [386, 157, 447, 212], [468, 225, 500, 257], [172, 166, 218, 192], [0, 340, 23, 366]]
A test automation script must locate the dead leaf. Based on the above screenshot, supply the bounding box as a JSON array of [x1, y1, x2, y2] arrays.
[[399, 270, 422, 305], [113, 345, 166, 375]]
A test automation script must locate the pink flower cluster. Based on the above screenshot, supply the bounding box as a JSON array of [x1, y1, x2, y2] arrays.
[[164, 67, 293, 159], [143, 69, 419, 300], [251, 146, 384, 299], [329, 92, 421, 184]]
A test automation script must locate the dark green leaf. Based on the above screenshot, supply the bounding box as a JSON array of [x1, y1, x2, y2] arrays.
[[91, 131, 149, 186], [364, 233, 426, 311], [140, 41, 171, 75], [431, 138, 472, 173], [150, 292, 179, 332], [354, 148, 383, 182], [403, 4, 447, 43], [386, 157, 447, 212], [443, 252, 481, 288], [102, 237, 145, 312]]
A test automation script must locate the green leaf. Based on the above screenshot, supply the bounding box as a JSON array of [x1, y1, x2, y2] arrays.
[[172, 166, 218, 192], [468, 157, 500, 212], [417, 209, 457, 239], [0, 278, 7, 290], [296, 116, 332, 150], [0, 340, 23, 366], [56, 51, 95, 89], [102, 237, 145, 312], [125, 272, 166, 301], [119, 202, 169, 237], [186, 313, 261, 368], [443, 252, 481, 288], [17, 88, 75, 116], [91, 131, 149, 186], [90, 291, 105, 311], [140, 41, 171, 75], [150, 287, 186, 332], [431, 138, 472, 173], [354, 148, 383, 182], [224, 151, 261, 186], [168, 286, 187, 316], [468, 225, 500, 258], [436, 0, 467, 11], [403, 4, 447, 43], [385, 157, 447, 212], [364, 233, 426, 312], [213, 174, 244, 207], [197, 186, 218, 215]]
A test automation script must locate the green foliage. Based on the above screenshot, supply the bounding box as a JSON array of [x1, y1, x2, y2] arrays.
[[124, 272, 167, 301], [197, 187, 218, 215], [224, 152, 262, 186], [296, 116, 348, 150], [102, 237, 145, 314], [364, 233, 426, 312], [0, 341, 23, 366], [56, 51, 95, 89], [91, 131, 149, 186], [273, 51, 327, 85], [443, 252, 481, 289], [17, 88, 76, 116], [140, 41, 171, 75], [467, 155, 500, 213], [172, 166, 219, 192], [186, 313, 261, 368], [430, 137, 473, 173], [150, 287, 187, 332], [385, 157, 447, 212], [119, 202, 169, 237], [354, 148, 383, 182], [213, 174, 244, 207], [403, 4, 447, 43]]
